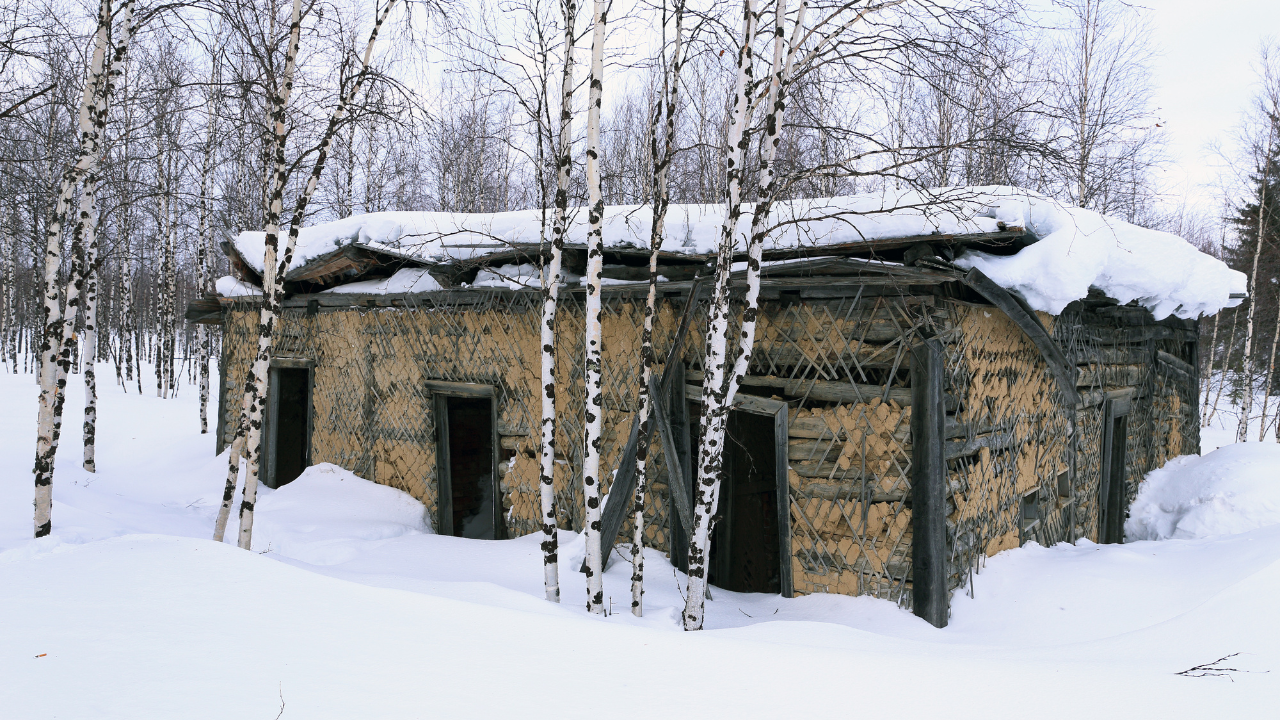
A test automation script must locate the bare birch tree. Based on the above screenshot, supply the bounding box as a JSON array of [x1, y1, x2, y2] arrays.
[[631, 0, 686, 618], [33, 0, 133, 536], [682, 0, 756, 630], [537, 0, 579, 603], [580, 0, 608, 615]]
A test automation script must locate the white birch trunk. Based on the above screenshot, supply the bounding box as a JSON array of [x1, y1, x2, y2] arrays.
[[33, 0, 117, 537], [580, 0, 608, 615], [81, 169, 100, 472], [632, 0, 686, 618], [1263, 304, 1279, 441], [233, 0, 306, 551], [235, 0, 396, 550], [537, 0, 579, 604], [1238, 124, 1274, 442], [1201, 302, 1220, 427], [683, 0, 756, 631], [197, 71, 217, 433]]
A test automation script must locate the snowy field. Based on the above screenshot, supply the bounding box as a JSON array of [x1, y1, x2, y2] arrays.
[[1, 367, 1278, 718]]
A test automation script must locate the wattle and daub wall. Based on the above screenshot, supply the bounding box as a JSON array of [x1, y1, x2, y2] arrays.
[[219, 285, 1199, 606]]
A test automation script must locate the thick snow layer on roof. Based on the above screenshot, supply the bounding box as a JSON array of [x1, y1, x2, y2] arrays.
[[230, 187, 1245, 317], [318, 268, 443, 295], [951, 193, 1246, 319], [215, 275, 261, 297]]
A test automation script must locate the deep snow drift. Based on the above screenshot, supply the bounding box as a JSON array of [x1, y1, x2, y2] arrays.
[[0, 368, 1277, 718]]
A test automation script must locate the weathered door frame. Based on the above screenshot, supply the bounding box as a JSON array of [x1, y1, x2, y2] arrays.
[[428, 380, 504, 540], [263, 357, 315, 489], [1098, 390, 1133, 544], [680, 385, 793, 597]]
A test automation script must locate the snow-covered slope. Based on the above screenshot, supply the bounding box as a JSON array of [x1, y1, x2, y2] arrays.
[[227, 187, 1245, 319], [2, 370, 1277, 718]]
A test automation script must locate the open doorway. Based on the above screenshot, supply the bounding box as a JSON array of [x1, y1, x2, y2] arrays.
[[1099, 395, 1131, 544], [672, 393, 790, 596], [264, 365, 312, 489], [710, 410, 782, 593], [433, 388, 502, 540]]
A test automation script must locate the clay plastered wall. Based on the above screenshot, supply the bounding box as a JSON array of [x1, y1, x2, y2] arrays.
[[943, 302, 1074, 587], [220, 294, 689, 548]]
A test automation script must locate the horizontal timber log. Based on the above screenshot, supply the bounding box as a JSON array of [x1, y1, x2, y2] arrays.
[[1077, 364, 1144, 387]]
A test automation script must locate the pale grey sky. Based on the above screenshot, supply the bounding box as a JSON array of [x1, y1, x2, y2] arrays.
[[1146, 0, 1280, 212]]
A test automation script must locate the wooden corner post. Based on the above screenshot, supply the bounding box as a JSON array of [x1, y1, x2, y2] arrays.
[[910, 338, 948, 628]]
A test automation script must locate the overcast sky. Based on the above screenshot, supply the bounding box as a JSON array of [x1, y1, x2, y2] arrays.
[[1146, 0, 1280, 213]]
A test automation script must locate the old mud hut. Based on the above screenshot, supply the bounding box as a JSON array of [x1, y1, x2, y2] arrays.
[[191, 188, 1245, 627]]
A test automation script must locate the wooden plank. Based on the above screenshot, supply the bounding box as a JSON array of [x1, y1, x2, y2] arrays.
[[910, 338, 948, 628], [490, 395, 506, 540], [650, 376, 695, 535], [686, 373, 912, 407], [593, 277, 708, 571], [1156, 350, 1195, 380], [774, 403, 794, 598], [269, 356, 315, 369], [423, 379, 495, 397], [961, 268, 1080, 406], [434, 394, 453, 537], [263, 368, 280, 489]]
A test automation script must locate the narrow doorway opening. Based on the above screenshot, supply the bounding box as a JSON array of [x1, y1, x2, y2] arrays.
[[434, 392, 501, 540], [674, 404, 784, 595], [711, 410, 782, 594], [265, 366, 311, 489], [1099, 413, 1129, 544]]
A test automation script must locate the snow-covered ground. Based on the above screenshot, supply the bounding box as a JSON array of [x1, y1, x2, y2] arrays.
[[1, 367, 1277, 718]]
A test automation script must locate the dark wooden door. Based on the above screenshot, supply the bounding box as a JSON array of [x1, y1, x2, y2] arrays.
[[710, 410, 781, 594]]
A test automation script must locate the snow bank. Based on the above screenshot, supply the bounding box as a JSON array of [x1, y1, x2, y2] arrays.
[[319, 267, 443, 295], [214, 275, 261, 298], [1126, 443, 1280, 541], [251, 463, 431, 565], [230, 186, 1244, 318]]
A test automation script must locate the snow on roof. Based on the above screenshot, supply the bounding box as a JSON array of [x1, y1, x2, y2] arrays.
[[215, 275, 262, 298], [227, 187, 1245, 319], [318, 268, 443, 295], [952, 193, 1246, 319]]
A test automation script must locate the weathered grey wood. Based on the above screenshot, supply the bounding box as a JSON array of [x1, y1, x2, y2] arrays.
[[263, 368, 280, 489], [961, 268, 1080, 406], [490, 395, 505, 540], [1156, 350, 1195, 380], [650, 376, 695, 535], [423, 379, 495, 397], [269, 356, 314, 369], [774, 402, 794, 598], [910, 338, 948, 628], [1077, 363, 1144, 387], [945, 431, 1018, 460], [592, 277, 707, 572], [1080, 324, 1197, 345], [434, 394, 453, 537]]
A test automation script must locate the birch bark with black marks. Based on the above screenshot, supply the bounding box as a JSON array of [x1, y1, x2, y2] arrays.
[[581, 0, 608, 615], [80, 167, 101, 472], [33, 0, 128, 537], [631, 0, 685, 618], [233, 0, 399, 549], [683, 0, 756, 631], [537, 0, 579, 604], [1238, 121, 1274, 443], [1263, 301, 1280, 440], [197, 58, 220, 435], [227, 0, 306, 549]]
